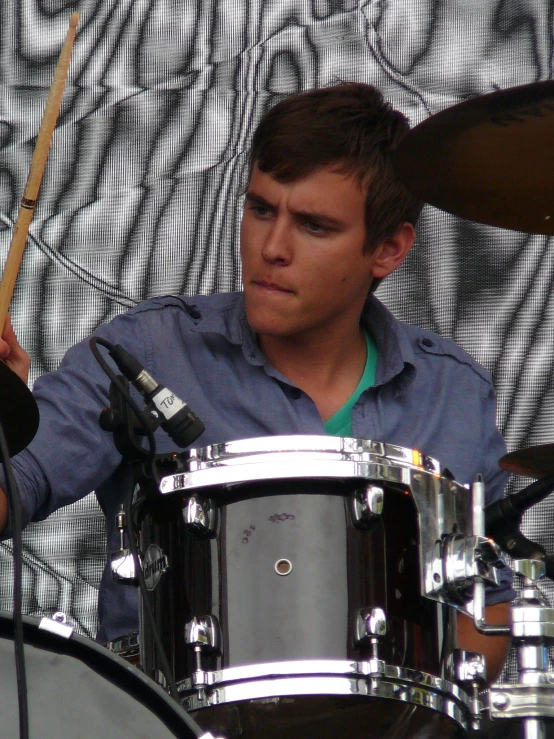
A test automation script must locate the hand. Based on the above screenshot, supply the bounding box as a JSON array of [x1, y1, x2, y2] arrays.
[[0, 315, 30, 385]]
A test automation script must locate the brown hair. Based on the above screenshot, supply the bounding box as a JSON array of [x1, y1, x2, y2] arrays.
[[249, 83, 422, 253]]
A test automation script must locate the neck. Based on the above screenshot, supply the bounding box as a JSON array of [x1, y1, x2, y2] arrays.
[[259, 321, 367, 396]]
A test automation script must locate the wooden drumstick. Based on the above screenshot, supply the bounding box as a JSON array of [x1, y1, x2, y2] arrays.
[[0, 12, 79, 332]]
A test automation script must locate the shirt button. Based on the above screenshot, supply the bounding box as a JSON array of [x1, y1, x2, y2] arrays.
[[290, 388, 301, 400], [422, 338, 434, 347]]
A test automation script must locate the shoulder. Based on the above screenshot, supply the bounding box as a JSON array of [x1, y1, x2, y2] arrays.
[[367, 295, 493, 390], [402, 322, 493, 387], [100, 293, 243, 339], [121, 292, 241, 321]]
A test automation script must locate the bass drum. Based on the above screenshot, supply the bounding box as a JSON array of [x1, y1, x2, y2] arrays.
[[138, 436, 474, 739], [0, 611, 205, 739]]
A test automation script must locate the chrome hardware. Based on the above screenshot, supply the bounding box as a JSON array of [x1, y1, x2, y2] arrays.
[[185, 615, 221, 699], [110, 505, 140, 586], [274, 558, 292, 576], [111, 550, 140, 585], [354, 607, 387, 681], [512, 605, 554, 643], [179, 659, 473, 732], [489, 684, 554, 719], [442, 534, 504, 593], [468, 474, 511, 635], [448, 649, 485, 733], [429, 528, 506, 610], [488, 558, 554, 737], [448, 649, 486, 685], [51, 611, 68, 624], [185, 615, 221, 651], [515, 558, 547, 584], [182, 496, 217, 536], [38, 616, 74, 639], [511, 560, 554, 679], [355, 606, 387, 644], [351, 484, 384, 529]]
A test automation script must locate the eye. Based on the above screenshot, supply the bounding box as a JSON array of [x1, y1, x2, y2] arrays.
[[247, 202, 271, 218], [305, 221, 327, 235]]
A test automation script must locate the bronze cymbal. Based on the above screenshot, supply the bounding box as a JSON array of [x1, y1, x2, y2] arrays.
[[499, 444, 554, 478], [0, 362, 39, 457], [394, 80, 554, 234]]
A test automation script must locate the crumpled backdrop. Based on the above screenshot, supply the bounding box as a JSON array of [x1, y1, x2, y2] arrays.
[[0, 0, 553, 684]]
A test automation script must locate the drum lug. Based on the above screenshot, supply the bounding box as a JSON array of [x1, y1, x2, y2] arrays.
[[111, 505, 141, 586], [182, 496, 218, 536], [354, 606, 387, 656], [185, 615, 221, 700], [355, 607, 387, 691], [351, 484, 384, 529], [185, 614, 221, 653], [111, 550, 141, 586], [447, 649, 486, 732]]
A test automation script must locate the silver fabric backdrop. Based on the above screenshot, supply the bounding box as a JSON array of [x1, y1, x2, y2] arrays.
[[0, 0, 553, 681]]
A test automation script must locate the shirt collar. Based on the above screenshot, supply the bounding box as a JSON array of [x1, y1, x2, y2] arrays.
[[191, 291, 416, 384], [361, 295, 416, 388]]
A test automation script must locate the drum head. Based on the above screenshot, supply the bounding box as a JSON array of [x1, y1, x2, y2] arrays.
[[0, 612, 201, 738]]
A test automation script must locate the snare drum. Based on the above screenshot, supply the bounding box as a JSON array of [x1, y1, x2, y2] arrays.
[[0, 611, 204, 738], [136, 436, 473, 738]]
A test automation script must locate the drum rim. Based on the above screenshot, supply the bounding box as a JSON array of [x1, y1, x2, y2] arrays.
[[180, 662, 471, 731], [186, 435, 441, 474], [0, 611, 201, 738], [176, 658, 471, 703]]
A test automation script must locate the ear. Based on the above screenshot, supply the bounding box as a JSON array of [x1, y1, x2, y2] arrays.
[[369, 222, 415, 279]]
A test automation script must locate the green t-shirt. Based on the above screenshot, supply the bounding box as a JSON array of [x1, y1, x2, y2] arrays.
[[324, 328, 378, 437]]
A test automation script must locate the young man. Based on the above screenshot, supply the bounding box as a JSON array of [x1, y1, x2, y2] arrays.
[[0, 83, 512, 678]]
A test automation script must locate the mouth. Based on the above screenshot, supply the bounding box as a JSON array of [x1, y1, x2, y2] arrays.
[[253, 280, 294, 294]]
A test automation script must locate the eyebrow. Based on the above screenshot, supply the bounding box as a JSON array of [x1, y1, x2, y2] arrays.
[[244, 190, 347, 229]]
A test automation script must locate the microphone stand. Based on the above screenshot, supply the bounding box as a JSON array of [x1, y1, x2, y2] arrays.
[[480, 476, 554, 739]]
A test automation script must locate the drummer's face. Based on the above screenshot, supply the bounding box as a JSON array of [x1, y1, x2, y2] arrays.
[[241, 163, 401, 340]]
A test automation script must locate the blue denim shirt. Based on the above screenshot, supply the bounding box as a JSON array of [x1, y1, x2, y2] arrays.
[[6, 292, 514, 641]]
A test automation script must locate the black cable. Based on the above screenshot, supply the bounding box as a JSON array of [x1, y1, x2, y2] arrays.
[[89, 336, 180, 702], [0, 417, 29, 739]]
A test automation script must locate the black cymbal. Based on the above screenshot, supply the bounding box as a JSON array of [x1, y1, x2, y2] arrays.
[[499, 444, 554, 479], [394, 80, 554, 234], [0, 362, 39, 457]]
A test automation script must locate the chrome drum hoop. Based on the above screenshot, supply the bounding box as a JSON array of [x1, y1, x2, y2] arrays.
[[163, 435, 441, 494], [179, 660, 472, 730]]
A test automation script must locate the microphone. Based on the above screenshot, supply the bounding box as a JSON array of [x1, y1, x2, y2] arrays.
[[485, 474, 554, 577], [108, 343, 205, 448]]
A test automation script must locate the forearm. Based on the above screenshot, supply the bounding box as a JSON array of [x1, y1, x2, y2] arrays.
[[457, 601, 512, 685]]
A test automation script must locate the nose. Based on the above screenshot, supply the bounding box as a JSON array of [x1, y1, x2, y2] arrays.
[[261, 217, 293, 266]]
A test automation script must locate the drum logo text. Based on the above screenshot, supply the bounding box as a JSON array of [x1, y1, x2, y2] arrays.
[[143, 544, 168, 591]]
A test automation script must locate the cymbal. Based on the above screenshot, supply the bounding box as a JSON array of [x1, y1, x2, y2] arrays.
[[394, 80, 554, 234], [0, 362, 39, 457], [499, 444, 554, 478]]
